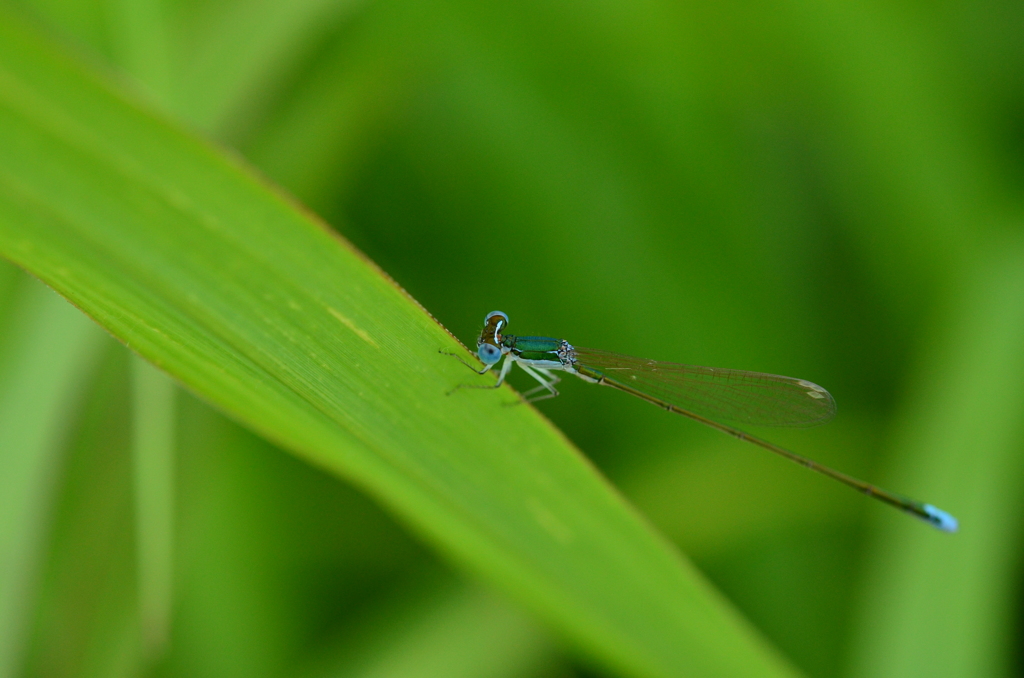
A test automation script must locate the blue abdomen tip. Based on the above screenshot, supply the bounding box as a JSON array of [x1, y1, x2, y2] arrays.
[[923, 504, 959, 533]]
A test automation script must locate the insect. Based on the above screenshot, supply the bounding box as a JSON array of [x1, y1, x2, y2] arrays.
[[443, 311, 958, 532]]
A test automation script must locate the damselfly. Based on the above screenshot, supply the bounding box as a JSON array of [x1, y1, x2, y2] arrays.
[[443, 311, 957, 532]]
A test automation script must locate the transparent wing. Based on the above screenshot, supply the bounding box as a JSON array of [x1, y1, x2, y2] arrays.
[[572, 347, 835, 427]]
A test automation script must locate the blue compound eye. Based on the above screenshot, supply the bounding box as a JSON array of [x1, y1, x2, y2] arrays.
[[478, 343, 502, 365]]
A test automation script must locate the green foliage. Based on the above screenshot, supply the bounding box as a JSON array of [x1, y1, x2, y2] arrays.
[[0, 10, 794, 678], [0, 0, 1022, 677]]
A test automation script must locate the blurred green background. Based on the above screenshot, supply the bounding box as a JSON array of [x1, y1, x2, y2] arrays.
[[1, 0, 1022, 676]]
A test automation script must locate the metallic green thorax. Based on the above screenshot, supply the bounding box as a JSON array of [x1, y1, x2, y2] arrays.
[[501, 335, 573, 367]]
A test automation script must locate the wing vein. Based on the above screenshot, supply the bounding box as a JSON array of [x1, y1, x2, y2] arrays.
[[573, 347, 835, 427]]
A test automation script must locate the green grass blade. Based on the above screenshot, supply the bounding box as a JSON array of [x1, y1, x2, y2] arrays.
[[21, 345, 140, 678], [848, 243, 1024, 678], [0, 280, 106, 678], [106, 0, 172, 105], [0, 13, 796, 678], [130, 357, 176, 662], [168, 0, 365, 135], [301, 580, 558, 678]]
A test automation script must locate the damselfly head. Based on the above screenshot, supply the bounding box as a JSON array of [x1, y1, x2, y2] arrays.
[[477, 311, 509, 364], [483, 310, 508, 328]]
